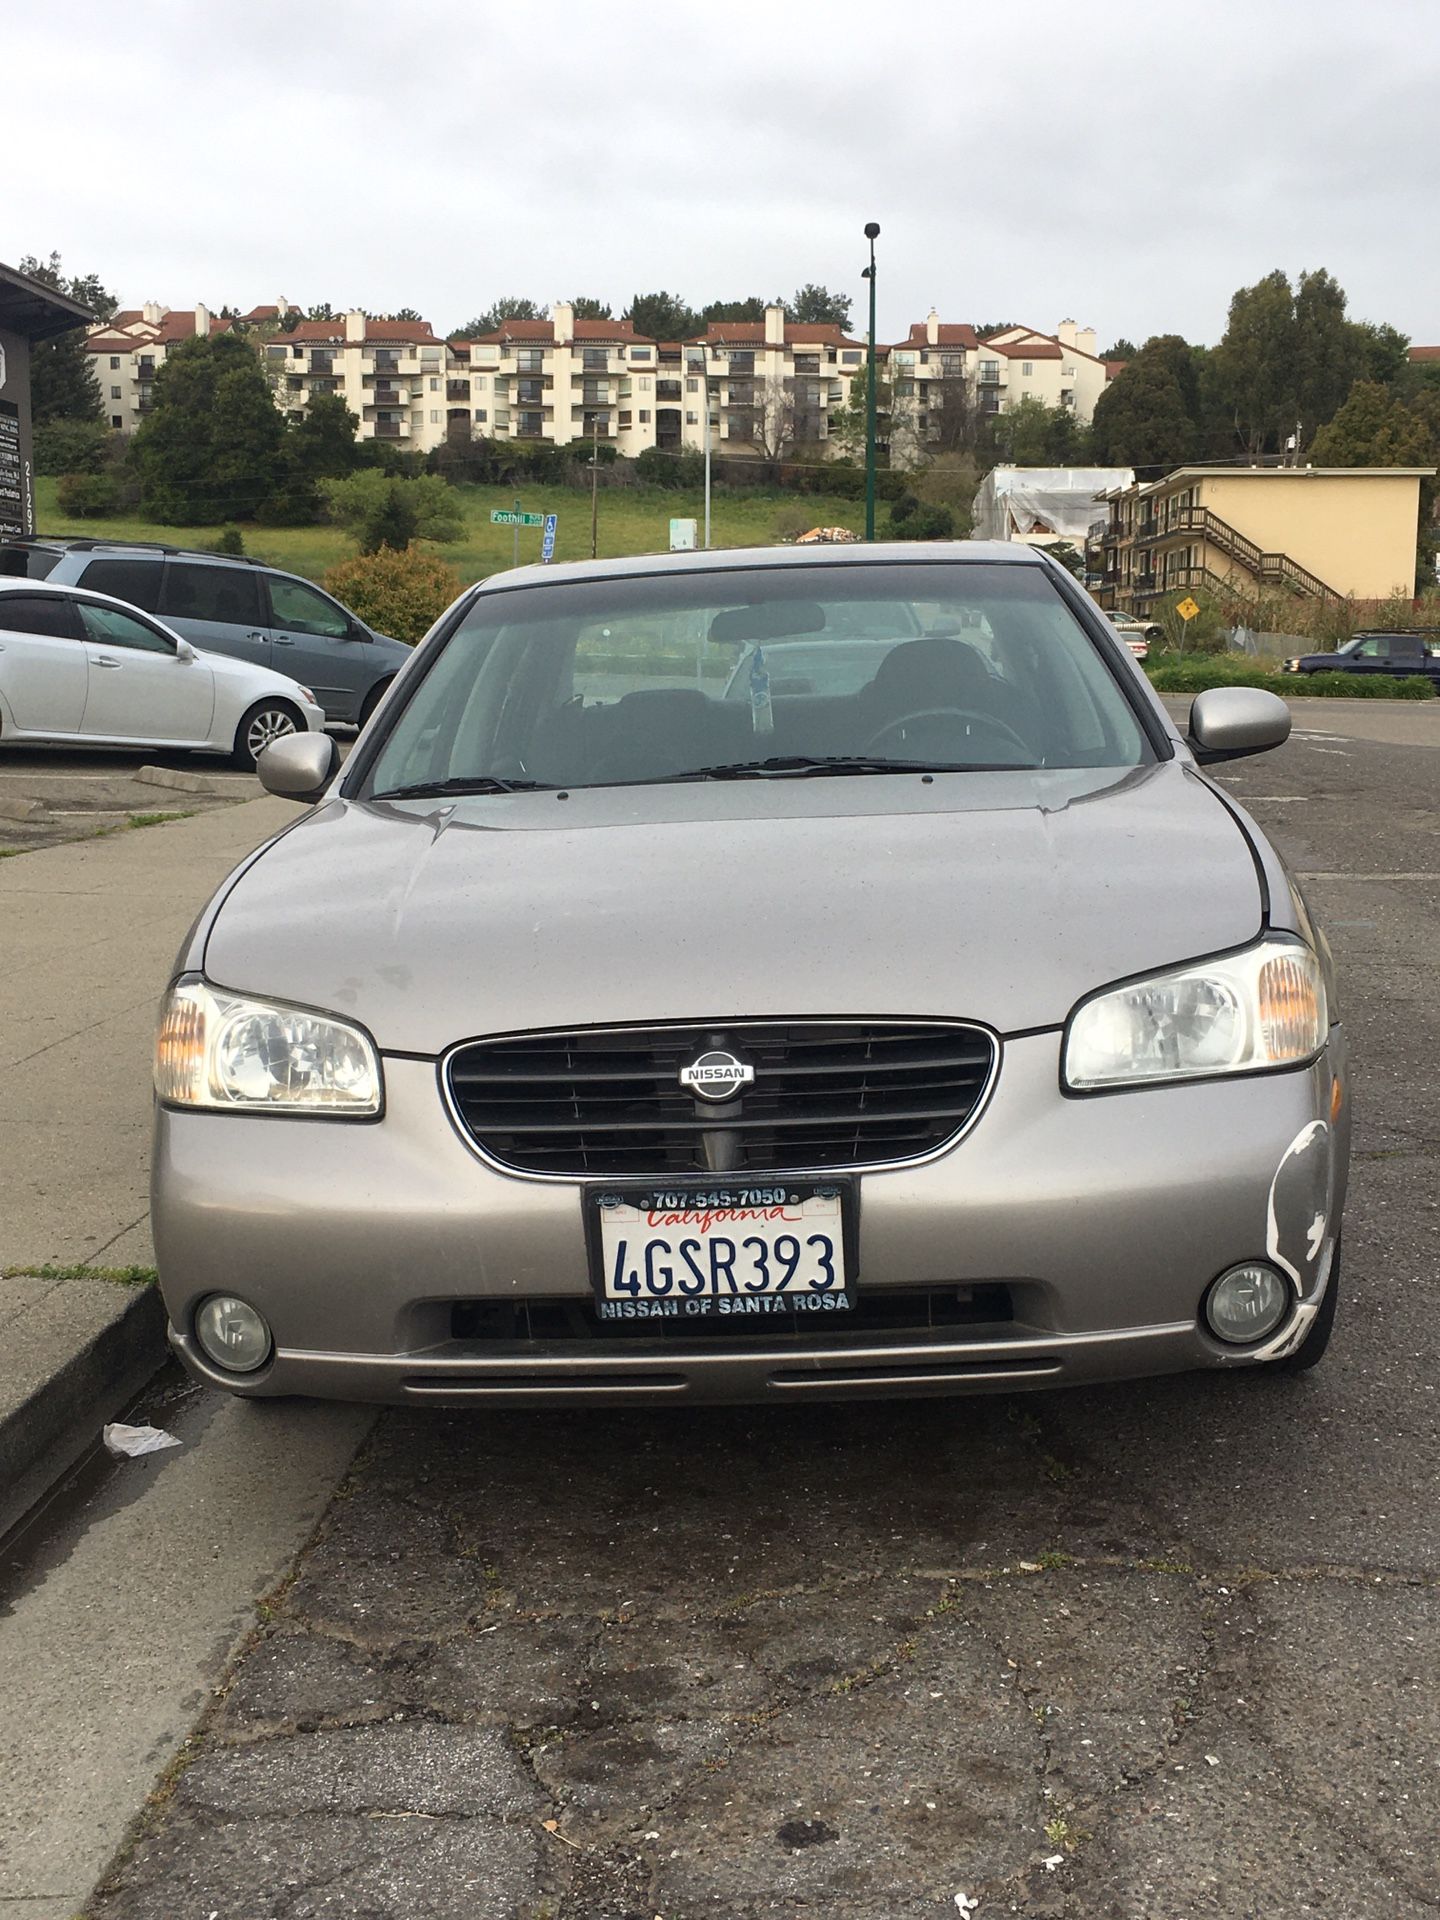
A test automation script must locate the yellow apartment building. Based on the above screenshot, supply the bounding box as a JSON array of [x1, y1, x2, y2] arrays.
[[1099, 465, 1435, 611]]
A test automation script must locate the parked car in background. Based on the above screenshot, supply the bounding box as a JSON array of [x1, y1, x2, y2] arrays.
[[1283, 631, 1440, 684], [1104, 610, 1160, 660], [0, 539, 411, 726], [151, 542, 1348, 1409], [0, 579, 325, 766]]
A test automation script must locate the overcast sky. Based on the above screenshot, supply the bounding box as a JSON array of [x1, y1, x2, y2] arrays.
[[8, 0, 1437, 349]]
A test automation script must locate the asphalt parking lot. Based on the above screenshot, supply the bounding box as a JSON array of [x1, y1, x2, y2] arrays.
[[6, 703, 1439, 1920], [0, 745, 263, 853]]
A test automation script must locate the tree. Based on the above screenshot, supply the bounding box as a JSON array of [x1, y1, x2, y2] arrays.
[[306, 302, 336, 322], [1354, 320, 1410, 387], [622, 291, 701, 341], [830, 367, 912, 462], [888, 494, 955, 539], [568, 296, 612, 320], [1090, 342, 1197, 469], [992, 396, 1087, 466], [389, 307, 423, 322], [452, 296, 541, 338], [788, 283, 853, 330], [261, 394, 363, 524], [133, 332, 287, 522], [1310, 381, 1439, 467], [975, 322, 1019, 339], [701, 297, 770, 324], [1213, 269, 1298, 456], [1101, 338, 1138, 361], [321, 471, 464, 552], [16, 251, 115, 425], [1292, 269, 1363, 444]]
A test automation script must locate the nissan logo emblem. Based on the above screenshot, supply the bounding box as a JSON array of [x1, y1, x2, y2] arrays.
[[679, 1049, 755, 1103]]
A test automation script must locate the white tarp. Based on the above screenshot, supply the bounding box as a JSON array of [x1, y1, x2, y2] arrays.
[[971, 467, 1135, 544]]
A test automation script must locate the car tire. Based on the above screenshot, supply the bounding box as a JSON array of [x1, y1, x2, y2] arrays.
[[1274, 1237, 1341, 1373], [358, 679, 394, 730], [232, 699, 303, 771]]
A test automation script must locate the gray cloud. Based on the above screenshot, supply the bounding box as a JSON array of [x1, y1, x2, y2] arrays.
[[8, 0, 1437, 347]]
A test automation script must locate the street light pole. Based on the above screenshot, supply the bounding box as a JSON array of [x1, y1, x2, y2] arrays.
[[702, 347, 712, 549], [862, 221, 880, 542]]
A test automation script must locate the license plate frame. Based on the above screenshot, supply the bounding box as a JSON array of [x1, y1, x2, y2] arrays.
[[584, 1177, 858, 1323]]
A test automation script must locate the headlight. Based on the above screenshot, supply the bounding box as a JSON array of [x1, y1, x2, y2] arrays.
[[1064, 939, 1326, 1091], [155, 976, 381, 1114], [297, 684, 320, 706], [1283, 658, 1299, 672]]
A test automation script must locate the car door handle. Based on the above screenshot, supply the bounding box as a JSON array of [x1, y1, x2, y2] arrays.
[[92, 654, 123, 669], [247, 630, 268, 642], [273, 634, 295, 646]]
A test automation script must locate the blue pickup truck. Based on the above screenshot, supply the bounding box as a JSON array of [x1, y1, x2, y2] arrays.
[[1283, 631, 1440, 684]]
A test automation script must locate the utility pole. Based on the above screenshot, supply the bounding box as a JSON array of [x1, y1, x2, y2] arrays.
[[590, 412, 600, 559], [702, 348, 713, 549], [862, 221, 880, 541]]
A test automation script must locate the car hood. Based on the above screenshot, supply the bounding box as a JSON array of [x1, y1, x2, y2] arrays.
[[202, 762, 1263, 1052]]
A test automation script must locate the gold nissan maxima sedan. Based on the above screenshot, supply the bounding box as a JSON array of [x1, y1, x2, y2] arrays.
[[152, 544, 1348, 1405]]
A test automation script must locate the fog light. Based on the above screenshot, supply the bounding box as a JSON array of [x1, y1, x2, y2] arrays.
[[1203, 1263, 1290, 1345], [194, 1294, 272, 1373]]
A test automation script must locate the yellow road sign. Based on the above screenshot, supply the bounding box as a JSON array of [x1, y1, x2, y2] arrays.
[[1176, 596, 1201, 622]]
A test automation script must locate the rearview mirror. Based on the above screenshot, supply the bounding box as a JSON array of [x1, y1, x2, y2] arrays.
[[1187, 686, 1291, 764], [257, 731, 340, 802], [708, 601, 827, 646]]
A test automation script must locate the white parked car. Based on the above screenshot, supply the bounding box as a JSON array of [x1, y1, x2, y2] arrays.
[[0, 579, 325, 767]]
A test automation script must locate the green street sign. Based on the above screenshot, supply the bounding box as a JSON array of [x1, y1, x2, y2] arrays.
[[491, 510, 545, 527]]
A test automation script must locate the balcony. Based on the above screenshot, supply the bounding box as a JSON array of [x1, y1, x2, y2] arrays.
[[368, 354, 419, 378], [310, 356, 336, 376], [137, 360, 156, 380], [446, 382, 471, 401], [977, 366, 1006, 386], [656, 380, 682, 402], [514, 351, 546, 374], [581, 350, 611, 373], [515, 381, 550, 406], [373, 420, 409, 439], [579, 386, 612, 408], [725, 351, 756, 374], [793, 356, 821, 375], [308, 377, 342, 395], [371, 385, 409, 406]]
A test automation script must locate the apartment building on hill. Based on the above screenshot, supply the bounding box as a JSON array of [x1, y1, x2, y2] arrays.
[[84, 299, 1114, 467]]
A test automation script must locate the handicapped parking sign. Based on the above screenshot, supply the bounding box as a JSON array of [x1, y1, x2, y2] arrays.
[[541, 513, 558, 563]]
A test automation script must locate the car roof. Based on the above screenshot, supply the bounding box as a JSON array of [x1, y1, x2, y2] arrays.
[[470, 538, 1040, 598], [0, 535, 269, 571]]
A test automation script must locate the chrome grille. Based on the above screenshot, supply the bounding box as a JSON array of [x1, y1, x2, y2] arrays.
[[444, 1020, 997, 1177]]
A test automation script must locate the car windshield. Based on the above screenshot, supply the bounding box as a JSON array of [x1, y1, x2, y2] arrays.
[[362, 561, 1152, 796]]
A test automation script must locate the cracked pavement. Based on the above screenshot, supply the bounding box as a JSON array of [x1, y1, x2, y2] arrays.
[[84, 716, 1440, 1919]]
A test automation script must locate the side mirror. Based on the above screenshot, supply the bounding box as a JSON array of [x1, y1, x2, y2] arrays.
[[175, 639, 198, 663], [257, 731, 340, 802], [1187, 686, 1291, 764]]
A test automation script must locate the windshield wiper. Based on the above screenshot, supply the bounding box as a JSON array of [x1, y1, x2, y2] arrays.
[[650, 755, 1035, 783], [370, 776, 555, 800]]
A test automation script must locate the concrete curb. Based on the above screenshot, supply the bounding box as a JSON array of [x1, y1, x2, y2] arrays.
[[0, 1283, 169, 1531]]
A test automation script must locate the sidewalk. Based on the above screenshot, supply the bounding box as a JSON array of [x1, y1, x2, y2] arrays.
[[0, 795, 303, 1512]]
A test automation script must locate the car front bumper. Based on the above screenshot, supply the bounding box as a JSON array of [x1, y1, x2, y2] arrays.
[[153, 1030, 1350, 1406]]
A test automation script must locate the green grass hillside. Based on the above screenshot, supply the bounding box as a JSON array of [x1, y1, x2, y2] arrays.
[[33, 477, 867, 586]]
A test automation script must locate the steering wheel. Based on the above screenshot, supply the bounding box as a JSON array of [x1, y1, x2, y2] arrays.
[[863, 706, 1031, 758]]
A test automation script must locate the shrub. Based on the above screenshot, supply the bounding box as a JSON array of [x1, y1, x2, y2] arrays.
[[322, 472, 464, 552], [320, 545, 462, 645], [55, 470, 122, 517], [34, 418, 111, 476], [1144, 653, 1434, 699], [888, 493, 955, 540], [207, 527, 246, 555]]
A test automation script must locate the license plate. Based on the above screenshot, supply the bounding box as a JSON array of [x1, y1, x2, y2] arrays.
[[586, 1181, 854, 1321]]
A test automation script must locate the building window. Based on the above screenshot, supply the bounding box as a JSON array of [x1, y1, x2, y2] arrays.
[[1021, 361, 1033, 376], [421, 348, 442, 364], [1063, 365, 1074, 378], [841, 350, 861, 364], [109, 355, 120, 370], [429, 377, 439, 391], [638, 376, 651, 392], [293, 344, 304, 357], [686, 377, 698, 393], [631, 347, 652, 360], [111, 415, 122, 429], [474, 409, 487, 423], [430, 410, 440, 423], [638, 410, 650, 424], [685, 410, 698, 425], [618, 410, 632, 428], [110, 385, 121, 399]]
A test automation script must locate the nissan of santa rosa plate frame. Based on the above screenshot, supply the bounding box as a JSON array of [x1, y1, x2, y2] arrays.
[[151, 542, 1349, 1405]]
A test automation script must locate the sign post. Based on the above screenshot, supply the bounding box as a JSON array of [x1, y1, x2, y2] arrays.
[[490, 502, 546, 570], [1175, 594, 1200, 655]]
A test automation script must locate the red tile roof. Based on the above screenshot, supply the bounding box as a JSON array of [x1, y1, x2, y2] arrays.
[[986, 338, 1063, 360], [697, 321, 864, 349], [1409, 345, 1440, 362], [471, 317, 657, 346], [895, 322, 980, 352]]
